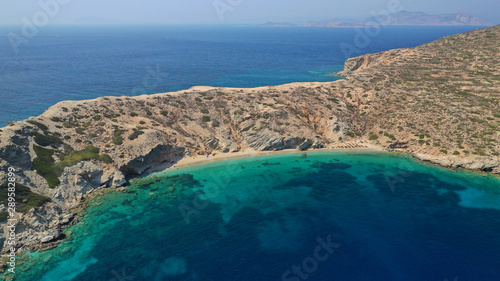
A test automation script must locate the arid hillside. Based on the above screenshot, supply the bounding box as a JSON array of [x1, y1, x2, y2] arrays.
[[338, 25, 499, 159]]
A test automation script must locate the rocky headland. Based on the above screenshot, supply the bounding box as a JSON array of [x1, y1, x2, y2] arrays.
[[0, 25, 499, 264]]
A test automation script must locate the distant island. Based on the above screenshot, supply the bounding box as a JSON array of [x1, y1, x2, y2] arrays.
[[260, 10, 493, 27], [259, 22, 297, 27], [0, 25, 499, 268]]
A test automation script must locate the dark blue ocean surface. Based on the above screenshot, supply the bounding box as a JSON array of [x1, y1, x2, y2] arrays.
[[9, 152, 500, 281], [0, 25, 482, 126]]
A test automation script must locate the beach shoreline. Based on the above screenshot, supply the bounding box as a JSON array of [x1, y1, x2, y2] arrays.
[[157, 144, 499, 182], [170, 143, 384, 170]]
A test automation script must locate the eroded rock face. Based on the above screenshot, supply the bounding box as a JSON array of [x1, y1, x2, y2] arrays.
[[0, 202, 70, 253], [413, 153, 500, 174], [337, 52, 386, 76], [120, 144, 185, 175], [119, 143, 186, 176], [0, 124, 33, 170], [245, 129, 307, 151], [51, 161, 126, 206]]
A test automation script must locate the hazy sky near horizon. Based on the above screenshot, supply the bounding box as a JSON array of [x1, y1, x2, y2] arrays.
[[0, 0, 498, 25]]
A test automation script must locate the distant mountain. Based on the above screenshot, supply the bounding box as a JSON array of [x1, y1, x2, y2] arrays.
[[260, 11, 493, 27], [303, 21, 365, 28], [367, 11, 493, 26], [73, 17, 133, 25], [259, 22, 297, 27]]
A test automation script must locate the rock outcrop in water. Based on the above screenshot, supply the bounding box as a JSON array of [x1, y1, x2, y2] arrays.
[[0, 25, 499, 261]]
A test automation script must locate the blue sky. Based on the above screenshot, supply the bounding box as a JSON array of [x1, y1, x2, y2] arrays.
[[0, 0, 498, 25]]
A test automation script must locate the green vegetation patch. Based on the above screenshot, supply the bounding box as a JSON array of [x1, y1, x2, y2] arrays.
[[0, 183, 52, 221], [113, 128, 125, 145], [54, 146, 113, 173], [76, 127, 87, 135], [33, 145, 113, 188], [27, 120, 48, 131], [33, 145, 60, 188], [98, 154, 113, 163], [384, 133, 396, 140], [128, 129, 145, 140], [32, 131, 63, 148]]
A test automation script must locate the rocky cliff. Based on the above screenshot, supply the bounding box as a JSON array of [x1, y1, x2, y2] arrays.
[[0, 25, 499, 260]]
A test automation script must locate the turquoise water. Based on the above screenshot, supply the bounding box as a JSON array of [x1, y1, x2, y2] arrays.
[[7, 151, 500, 281]]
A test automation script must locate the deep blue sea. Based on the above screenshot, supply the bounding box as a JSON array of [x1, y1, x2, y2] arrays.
[[0, 25, 481, 126], [7, 152, 500, 281]]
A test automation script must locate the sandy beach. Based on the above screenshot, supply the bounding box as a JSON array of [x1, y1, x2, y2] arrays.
[[170, 142, 384, 170]]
